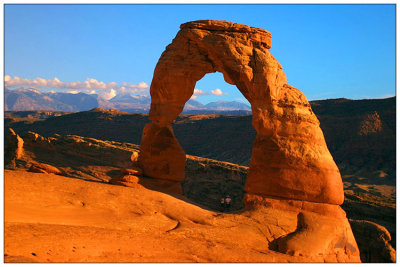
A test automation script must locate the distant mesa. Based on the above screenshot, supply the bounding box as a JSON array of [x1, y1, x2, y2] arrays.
[[88, 107, 129, 115]]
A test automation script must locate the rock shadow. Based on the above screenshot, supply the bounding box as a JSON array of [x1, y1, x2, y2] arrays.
[[268, 212, 303, 254]]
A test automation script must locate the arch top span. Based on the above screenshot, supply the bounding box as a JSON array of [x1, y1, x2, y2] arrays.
[[149, 20, 286, 124], [180, 20, 272, 49], [139, 20, 344, 206]]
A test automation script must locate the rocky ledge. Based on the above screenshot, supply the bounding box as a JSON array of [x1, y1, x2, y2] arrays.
[[4, 129, 396, 262]]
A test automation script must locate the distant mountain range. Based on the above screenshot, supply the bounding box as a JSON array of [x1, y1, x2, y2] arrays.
[[5, 88, 251, 114], [5, 88, 99, 112]]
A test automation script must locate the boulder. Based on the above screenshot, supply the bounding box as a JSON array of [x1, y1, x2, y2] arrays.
[[121, 167, 143, 176], [109, 174, 143, 188], [349, 219, 396, 262], [131, 151, 140, 168], [28, 163, 63, 175], [109, 167, 146, 188]]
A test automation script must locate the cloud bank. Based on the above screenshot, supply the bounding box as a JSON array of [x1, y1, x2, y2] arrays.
[[4, 75, 149, 100]]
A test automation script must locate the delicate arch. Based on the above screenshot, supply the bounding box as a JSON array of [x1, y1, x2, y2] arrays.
[[138, 20, 344, 205]]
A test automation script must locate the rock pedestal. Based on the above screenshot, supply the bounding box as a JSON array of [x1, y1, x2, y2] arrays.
[[139, 122, 186, 181], [244, 193, 360, 261]]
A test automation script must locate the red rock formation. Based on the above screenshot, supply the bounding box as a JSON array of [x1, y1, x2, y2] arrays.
[[5, 128, 24, 168], [139, 123, 185, 181], [121, 168, 143, 176], [109, 167, 145, 188], [139, 20, 343, 205], [28, 163, 63, 175], [244, 194, 360, 260], [109, 174, 143, 188]]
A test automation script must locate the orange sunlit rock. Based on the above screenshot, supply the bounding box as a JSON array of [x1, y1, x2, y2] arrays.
[[139, 20, 343, 204], [28, 163, 63, 175]]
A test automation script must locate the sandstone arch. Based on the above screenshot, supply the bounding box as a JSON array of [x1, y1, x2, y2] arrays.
[[138, 20, 344, 205]]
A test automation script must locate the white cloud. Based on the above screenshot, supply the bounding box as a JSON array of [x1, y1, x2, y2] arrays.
[[190, 88, 209, 99], [5, 76, 32, 88], [65, 89, 97, 95], [133, 81, 149, 89], [66, 90, 80, 94], [4, 75, 149, 95], [211, 88, 227, 96], [118, 86, 128, 94], [33, 77, 47, 87], [99, 88, 117, 100]]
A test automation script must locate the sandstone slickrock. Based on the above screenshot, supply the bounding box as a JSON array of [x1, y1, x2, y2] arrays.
[[139, 19, 343, 205], [4, 131, 379, 262], [4, 169, 357, 263]]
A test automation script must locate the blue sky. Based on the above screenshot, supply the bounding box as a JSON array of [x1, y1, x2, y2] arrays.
[[5, 4, 396, 104]]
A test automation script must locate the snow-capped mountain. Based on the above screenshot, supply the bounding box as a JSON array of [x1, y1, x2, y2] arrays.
[[5, 87, 251, 114]]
